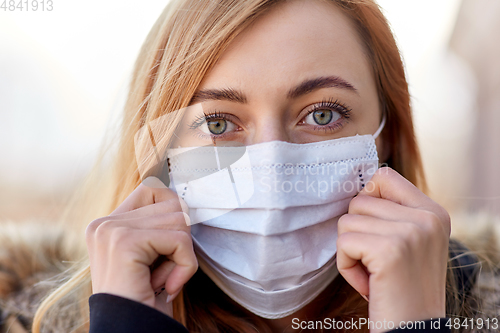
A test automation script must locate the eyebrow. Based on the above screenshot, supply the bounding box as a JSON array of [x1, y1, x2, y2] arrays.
[[190, 76, 357, 104]]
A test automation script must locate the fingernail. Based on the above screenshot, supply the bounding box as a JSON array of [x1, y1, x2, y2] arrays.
[[182, 212, 192, 226], [166, 289, 181, 304], [361, 294, 370, 302]]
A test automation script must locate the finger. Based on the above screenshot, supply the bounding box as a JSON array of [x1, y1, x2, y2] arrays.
[[110, 198, 187, 220], [134, 230, 198, 295], [151, 259, 177, 291], [336, 232, 388, 297], [87, 211, 191, 238], [111, 178, 188, 215], [359, 167, 450, 235], [359, 167, 433, 209], [348, 195, 426, 223], [166, 288, 182, 303], [337, 258, 370, 297], [166, 259, 198, 296], [108, 212, 191, 232], [338, 214, 417, 236]]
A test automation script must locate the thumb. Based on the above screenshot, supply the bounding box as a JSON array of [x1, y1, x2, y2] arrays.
[[151, 258, 177, 292]]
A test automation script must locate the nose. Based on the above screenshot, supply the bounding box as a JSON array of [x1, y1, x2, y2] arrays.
[[248, 113, 291, 145]]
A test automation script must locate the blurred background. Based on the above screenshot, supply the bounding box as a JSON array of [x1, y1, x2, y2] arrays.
[[1, 0, 499, 229]]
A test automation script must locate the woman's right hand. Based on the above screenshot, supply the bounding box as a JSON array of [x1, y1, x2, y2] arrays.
[[85, 177, 198, 316]]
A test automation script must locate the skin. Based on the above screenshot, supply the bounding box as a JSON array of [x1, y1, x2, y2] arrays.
[[173, 0, 381, 148], [86, 1, 450, 332]]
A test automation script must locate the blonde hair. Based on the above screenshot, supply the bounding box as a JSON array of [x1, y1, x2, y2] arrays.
[[33, 0, 456, 331]]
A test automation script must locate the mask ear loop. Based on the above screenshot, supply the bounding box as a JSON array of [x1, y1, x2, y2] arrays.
[[373, 113, 387, 140]]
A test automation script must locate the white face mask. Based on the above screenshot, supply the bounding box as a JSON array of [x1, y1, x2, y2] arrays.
[[162, 116, 385, 319]]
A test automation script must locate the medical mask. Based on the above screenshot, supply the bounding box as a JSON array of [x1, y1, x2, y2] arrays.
[[162, 116, 385, 319]]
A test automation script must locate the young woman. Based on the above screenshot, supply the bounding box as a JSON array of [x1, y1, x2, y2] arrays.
[[10, 0, 490, 332]]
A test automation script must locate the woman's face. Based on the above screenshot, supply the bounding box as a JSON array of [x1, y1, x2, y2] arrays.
[[175, 0, 383, 154]]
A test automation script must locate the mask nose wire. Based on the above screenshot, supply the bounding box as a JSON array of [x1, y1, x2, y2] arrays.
[[373, 113, 387, 140]]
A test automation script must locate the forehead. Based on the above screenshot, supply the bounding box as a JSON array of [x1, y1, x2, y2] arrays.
[[200, 0, 374, 96]]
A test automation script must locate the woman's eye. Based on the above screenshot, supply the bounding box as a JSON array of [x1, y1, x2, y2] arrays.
[[200, 118, 237, 135], [304, 109, 341, 126]]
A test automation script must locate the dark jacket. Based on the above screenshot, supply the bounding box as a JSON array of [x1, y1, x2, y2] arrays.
[[0, 223, 494, 333], [86, 239, 481, 333]]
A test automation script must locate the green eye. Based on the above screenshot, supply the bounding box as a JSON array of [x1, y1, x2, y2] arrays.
[[207, 119, 227, 135], [312, 110, 333, 125], [198, 114, 237, 137], [304, 108, 341, 127]]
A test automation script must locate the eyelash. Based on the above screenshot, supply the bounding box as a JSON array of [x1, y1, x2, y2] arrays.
[[302, 98, 351, 133], [188, 98, 352, 138], [188, 110, 237, 140]]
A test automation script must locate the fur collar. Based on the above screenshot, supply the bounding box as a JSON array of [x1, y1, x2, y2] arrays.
[[1, 214, 499, 332]]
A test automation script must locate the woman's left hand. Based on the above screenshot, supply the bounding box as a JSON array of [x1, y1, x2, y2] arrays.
[[337, 167, 450, 332]]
